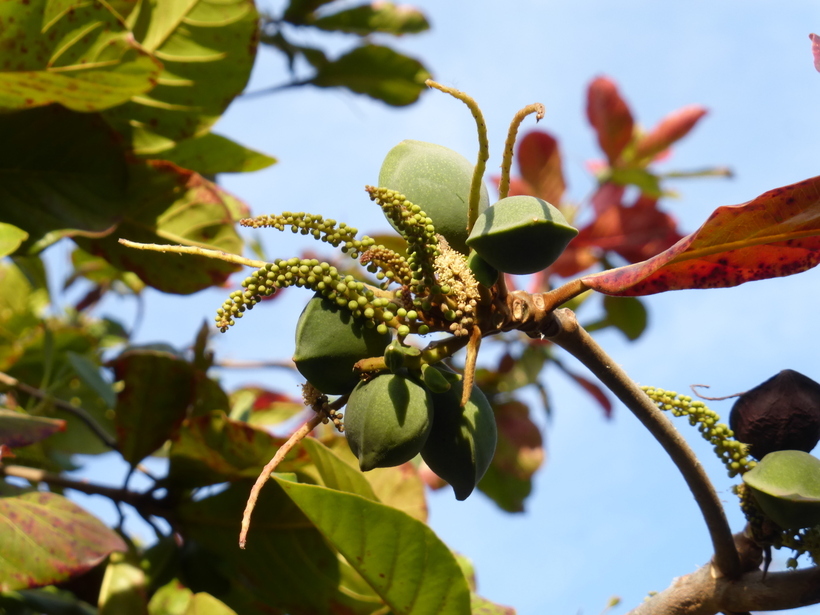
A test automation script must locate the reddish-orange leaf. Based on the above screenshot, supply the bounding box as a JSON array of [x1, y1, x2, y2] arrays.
[[586, 76, 634, 165], [516, 130, 566, 205], [634, 105, 708, 162], [582, 175, 820, 296], [811, 33, 820, 72]]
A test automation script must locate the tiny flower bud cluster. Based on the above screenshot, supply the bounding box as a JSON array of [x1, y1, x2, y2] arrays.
[[434, 237, 479, 336], [641, 386, 755, 478], [360, 245, 414, 288], [240, 212, 376, 259], [365, 186, 440, 294]]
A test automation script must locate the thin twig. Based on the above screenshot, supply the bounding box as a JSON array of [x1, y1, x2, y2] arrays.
[[425, 80, 489, 233], [498, 103, 546, 200], [0, 371, 118, 451], [544, 308, 741, 579], [460, 327, 481, 407], [118, 239, 267, 269], [239, 413, 323, 549], [690, 384, 745, 402]]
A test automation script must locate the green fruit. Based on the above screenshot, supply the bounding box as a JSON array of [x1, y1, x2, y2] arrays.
[[743, 450, 820, 529], [293, 295, 392, 395], [344, 373, 433, 471], [466, 250, 499, 287], [466, 195, 579, 274], [378, 140, 490, 254], [421, 381, 497, 500]]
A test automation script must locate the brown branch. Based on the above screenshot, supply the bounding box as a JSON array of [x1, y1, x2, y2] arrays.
[[628, 533, 820, 614], [543, 308, 741, 579], [0, 371, 118, 451]]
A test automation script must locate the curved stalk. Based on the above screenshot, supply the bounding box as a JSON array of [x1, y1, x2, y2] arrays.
[[544, 308, 741, 579], [498, 103, 545, 200], [118, 238, 267, 269]]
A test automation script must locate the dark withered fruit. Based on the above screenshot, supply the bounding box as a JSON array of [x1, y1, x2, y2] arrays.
[[729, 369, 820, 460]]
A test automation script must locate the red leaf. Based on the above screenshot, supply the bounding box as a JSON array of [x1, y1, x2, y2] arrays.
[[591, 181, 625, 215], [634, 105, 708, 162], [811, 33, 820, 72], [586, 77, 634, 165], [582, 175, 820, 296], [577, 193, 684, 264], [516, 130, 566, 204]]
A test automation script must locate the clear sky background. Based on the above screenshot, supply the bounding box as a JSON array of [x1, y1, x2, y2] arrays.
[[56, 1, 820, 613]]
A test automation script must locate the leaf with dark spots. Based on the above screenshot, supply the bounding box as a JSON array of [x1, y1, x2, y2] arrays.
[[168, 411, 306, 488], [634, 105, 708, 162], [0, 484, 126, 592], [582, 175, 820, 296], [586, 76, 634, 165], [0, 409, 65, 448], [78, 160, 246, 295], [110, 349, 199, 466], [811, 33, 820, 72], [515, 130, 565, 205], [478, 400, 544, 513]]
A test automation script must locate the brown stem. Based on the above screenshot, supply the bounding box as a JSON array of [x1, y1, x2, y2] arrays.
[[0, 371, 118, 451], [544, 308, 741, 579], [460, 327, 481, 407], [239, 414, 323, 548]]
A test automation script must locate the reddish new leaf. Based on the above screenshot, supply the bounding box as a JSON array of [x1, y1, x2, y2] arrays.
[[634, 105, 708, 161], [516, 130, 566, 205], [586, 77, 634, 165], [811, 34, 820, 72], [554, 362, 613, 418], [582, 175, 820, 296], [0, 409, 66, 447], [0, 486, 126, 591]]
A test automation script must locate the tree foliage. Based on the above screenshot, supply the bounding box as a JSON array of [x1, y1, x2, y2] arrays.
[[1, 2, 820, 613]]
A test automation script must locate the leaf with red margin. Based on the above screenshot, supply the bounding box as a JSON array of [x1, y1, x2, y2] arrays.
[[0, 410, 66, 448], [586, 77, 634, 165], [582, 175, 820, 296], [811, 34, 820, 72], [516, 131, 566, 205], [0, 484, 126, 591], [634, 105, 708, 162]]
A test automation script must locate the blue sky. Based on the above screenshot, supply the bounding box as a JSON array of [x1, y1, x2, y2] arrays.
[[60, 1, 820, 613]]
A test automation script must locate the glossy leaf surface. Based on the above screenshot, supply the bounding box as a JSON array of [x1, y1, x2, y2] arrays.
[[0, 484, 126, 591], [582, 175, 820, 295], [743, 450, 820, 529], [275, 477, 472, 614]]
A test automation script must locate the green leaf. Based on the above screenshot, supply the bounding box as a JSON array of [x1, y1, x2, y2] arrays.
[[0, 484, 127, 591], [148, 580, 193, 615], [0, 409, 66, 448], [743, 450, 820, 529], [0, 586, 97, 615], [168, 411, 295, 488], [77, 160, 247, 295], [0, 0, 161, 111], [275, 477, 472, 614], [282, 0, 337, 24], [110, 349, 199, 465], [602, 295, 648, 341], [0, 224, 28, 258], [470, 594, 516, 615], [99, 552, 148, 615], [178, 481, 385, 615], [184, 593, 238, 615], [154, 133, 277, 176], [65, 351, 117, 409], [0, 106, 128, 253], [65, 248, 146, 296], [608, 167, 663, 198], [310, 44, 430, 106], [103, 0, 259, 153], [301, 437, 377, 498], [312, 4, 430, 36]]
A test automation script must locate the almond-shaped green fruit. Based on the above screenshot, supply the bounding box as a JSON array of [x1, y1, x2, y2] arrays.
[[421, 378, 497, 500], [344, 373, 433, 471], [378, 140, 490, 254], [293, 295, 392, 395], [743, 450, 820, 529], [466, 195, 579, 274]]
